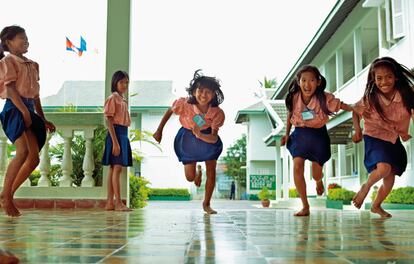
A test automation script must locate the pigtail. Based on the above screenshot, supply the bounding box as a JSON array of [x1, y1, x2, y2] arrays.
[[285, 79, 299, 113], [0, 43, 4, 60], [316, 75, 332, 116]]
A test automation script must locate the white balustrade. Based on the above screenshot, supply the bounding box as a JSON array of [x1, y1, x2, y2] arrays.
[[59, 128, 74, 187], [81, 128, 96, 187], [38, 133, 52, 187]]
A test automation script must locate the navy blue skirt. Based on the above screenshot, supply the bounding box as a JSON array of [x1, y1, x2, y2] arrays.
[[174, 127, 223, 164], [102, 125, 132, 167], [363, 135, 407, 176], [0, 98, 46, 150], [287, 126, 331, 166]]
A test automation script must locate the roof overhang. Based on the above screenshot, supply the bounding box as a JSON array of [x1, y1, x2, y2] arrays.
[[272, 0, 360, 99]]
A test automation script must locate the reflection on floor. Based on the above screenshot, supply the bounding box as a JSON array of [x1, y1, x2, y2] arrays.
[[1, 201, 414, 263]]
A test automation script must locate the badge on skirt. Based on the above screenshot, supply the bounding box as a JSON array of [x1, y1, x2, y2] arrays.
[[193, 114, 206, 127], [301, 109, 315, 120]]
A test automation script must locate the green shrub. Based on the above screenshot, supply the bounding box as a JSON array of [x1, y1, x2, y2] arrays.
[[258, 187, 271, 201], [328, 188, 356, 202], [129, 175, 151, 208], [149, 188, 190, 197], [289, 188, 299, 198], [29, 170, 41, 186], [372, 187, 414, 204]]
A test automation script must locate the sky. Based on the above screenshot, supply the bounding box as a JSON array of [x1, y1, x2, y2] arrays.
[[1, 0, 337, 151]]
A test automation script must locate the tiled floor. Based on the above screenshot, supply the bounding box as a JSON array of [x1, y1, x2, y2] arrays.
[[1, 201, 414, 263]]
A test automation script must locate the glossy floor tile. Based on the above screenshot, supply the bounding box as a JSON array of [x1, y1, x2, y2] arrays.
[[1, 201, 414, 263]]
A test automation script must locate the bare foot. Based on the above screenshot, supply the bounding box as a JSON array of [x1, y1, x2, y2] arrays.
[[0, 249, 19, 264], [0, 194, 21, 217], [353, 183, 370, 209], [114, 203, 133, 212], [105, 203, 115, 211], [371, 205, 392, 218], [316, 180, 324, 196], [203, 204, 217, 214], [294, 208, 310, 217]]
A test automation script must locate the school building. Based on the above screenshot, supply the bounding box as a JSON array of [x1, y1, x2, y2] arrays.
[[236, 0, 414, 200]]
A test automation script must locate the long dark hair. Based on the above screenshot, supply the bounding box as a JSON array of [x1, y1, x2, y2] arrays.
[[111, 70, 129, 93], [186, 69, 224, 107], [285, 65, 331, 115], [363, 57, 414, 121], [0, 25, 26, 60]]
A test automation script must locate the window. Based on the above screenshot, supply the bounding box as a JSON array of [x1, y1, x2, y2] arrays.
[[379, 0, 405, 49], [342, 37, 355, 84], [325, 55, 337, 93], [360, 12, 379, 69]]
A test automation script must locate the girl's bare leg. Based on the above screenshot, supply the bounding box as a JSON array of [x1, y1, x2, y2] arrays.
[[203, 160, 217, 214], [195, 165, 202, 187], [293, 157, 309, 216], [184, 163, 196, 183], [311, 162, 324, 196], [371, 173, 395, 217], [105, 166, 115, 210], [113, 165, 131, 211], [353, 163, 392, 209], [1, 132, 30, 217], [11, 130, 40, 196]]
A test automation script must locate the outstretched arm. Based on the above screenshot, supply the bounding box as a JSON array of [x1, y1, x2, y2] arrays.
[[281, 111, 292, 146], [153, 108, 173, 143], [340, 102, 354, 112]]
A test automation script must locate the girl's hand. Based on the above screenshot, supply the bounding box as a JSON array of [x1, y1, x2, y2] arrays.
[[280, 135, 289, 146], [44, 120, 56, 133], [22, 111, 32, 128], [401, 134, 412, 142], [192, 125, 202, 138], [112, 141, 121, 156], [153, 130, 162, 143], [352, 130, 363, 143]]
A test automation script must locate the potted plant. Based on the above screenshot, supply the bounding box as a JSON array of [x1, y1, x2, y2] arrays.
[[258, 186, 271, 208]]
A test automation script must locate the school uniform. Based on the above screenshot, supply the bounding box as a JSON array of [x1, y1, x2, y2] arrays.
[[102, 92, 132, 167], [0, 54, 46, 149], [355, 92, 410, 176], [172, 97, 225, 164], [287, 92, 341, 166]]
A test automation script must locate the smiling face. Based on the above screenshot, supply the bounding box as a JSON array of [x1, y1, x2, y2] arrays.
[[373, 66, 397, 96], [116, 77, 129, 94], [6, 32, 29, 55], [193, 86, 214, 106], [298, 71, 320, 100]]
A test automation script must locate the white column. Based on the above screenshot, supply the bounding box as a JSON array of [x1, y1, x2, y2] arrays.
[[38, 133, 52, 187], [337, 145, 347, 185], [282, 148, 289, 200], [336, 49, 344, 88], [0, 129, 8, 186], [81, 128, 96, 187], [353, 27, 363, 73], [275, 140, 282, 201], [60, 128, 73, 187]]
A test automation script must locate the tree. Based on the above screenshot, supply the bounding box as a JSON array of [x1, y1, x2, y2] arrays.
[[223, 134, 246, 185]]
